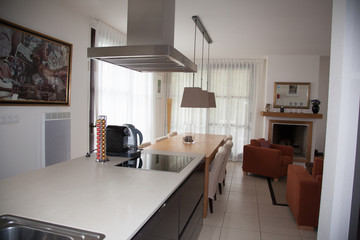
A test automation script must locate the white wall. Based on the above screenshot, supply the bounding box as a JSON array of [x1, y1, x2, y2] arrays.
[[174, 0, 332, 59], [266, 55, 321, 109], [316, 57, 330, 153], [0, 0, 91, 179], [318, 0, 360, 238], [259, 55, 328, 160]]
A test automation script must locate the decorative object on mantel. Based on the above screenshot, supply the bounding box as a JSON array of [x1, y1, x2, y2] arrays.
[[311, 99, 321, 114], [265, 103, 272, 112], [280, 106, 285, 113]]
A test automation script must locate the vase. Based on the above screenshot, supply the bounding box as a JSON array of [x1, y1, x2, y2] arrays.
[[312, 104, 320, 114], [265, 103, 272, 112], [183, 125, 195, 144]]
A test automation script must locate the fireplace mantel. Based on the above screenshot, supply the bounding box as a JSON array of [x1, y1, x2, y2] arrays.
[[261, 111, 323, 119]]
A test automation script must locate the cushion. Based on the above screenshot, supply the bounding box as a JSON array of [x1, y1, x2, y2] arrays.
[[250, 139, 261, 147], [250, 138, 266, 147], [312, 157, 324, 177], [259, 140, 270, 148]]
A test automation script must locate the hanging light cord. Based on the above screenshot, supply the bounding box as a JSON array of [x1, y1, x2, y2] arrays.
[[192, 20, 197, 87], [207, 43, 210, 90], [201, 34, 205, 88]]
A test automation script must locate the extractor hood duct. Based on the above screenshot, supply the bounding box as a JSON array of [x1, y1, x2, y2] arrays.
[[87, 0, 197, 73]]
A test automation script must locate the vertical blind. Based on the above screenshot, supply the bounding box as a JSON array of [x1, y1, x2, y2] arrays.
[[168, 59, 266, 161], [94, 21, 155, 142]]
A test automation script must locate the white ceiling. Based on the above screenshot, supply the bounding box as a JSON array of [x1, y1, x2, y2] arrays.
[[64, 0, 332, 59]]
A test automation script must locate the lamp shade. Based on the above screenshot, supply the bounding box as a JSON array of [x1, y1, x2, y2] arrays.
[[207, 92, 216, 108], [181, 87, 208, 108]]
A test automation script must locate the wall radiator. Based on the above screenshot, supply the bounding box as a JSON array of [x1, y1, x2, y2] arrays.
[[42, 112, 71, 167]]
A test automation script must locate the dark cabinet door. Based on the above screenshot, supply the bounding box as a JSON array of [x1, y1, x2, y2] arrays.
[[132, 159, 204, 240], [179, 160, 204, 238], [132, 190, 179, 240], [179, 196, 203, 240]]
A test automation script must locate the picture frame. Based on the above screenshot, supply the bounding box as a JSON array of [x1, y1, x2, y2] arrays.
[[273, 82, 311, 109], [0, 18, 72, 106]]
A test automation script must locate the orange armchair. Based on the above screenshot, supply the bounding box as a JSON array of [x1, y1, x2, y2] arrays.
[[286, 157, 323, 229], [243, 138, 293, 181]]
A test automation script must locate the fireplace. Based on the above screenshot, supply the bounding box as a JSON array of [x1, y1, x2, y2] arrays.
[[268, 120, 313, 162]]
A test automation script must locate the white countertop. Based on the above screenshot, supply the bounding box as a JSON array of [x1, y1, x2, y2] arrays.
[[0, 150, 205, 239]]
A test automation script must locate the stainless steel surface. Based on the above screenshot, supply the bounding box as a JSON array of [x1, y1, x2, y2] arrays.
[[192, 16, 212, 44], [87, 0, 197, 73], [0, 215, 105, 240], [88, 45, 197, 72]]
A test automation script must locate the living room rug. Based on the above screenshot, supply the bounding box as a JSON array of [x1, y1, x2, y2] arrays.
[[267, 177, 288, 206]]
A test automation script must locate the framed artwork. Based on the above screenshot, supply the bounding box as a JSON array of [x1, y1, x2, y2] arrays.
[[0, 18, 72, 106], [288, 84, 298, 96]]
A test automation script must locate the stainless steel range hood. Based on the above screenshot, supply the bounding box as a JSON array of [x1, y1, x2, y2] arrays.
[[87, 0, 197, 73], [87, 45, 196, 72]]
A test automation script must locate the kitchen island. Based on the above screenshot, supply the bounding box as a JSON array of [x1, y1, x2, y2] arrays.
[[0, 150, 205, 239], [145, 133, 226, 218]]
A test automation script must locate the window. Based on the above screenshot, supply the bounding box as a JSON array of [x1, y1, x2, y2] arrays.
[[169, 59, 265, 160], [88, 21, 155, 154]]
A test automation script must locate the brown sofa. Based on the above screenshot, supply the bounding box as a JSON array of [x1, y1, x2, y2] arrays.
[[286, 157, 324, 229], [243, 138, 294, 181]]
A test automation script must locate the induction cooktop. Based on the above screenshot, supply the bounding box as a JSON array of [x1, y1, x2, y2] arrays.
[[115, 153, 195, 173]]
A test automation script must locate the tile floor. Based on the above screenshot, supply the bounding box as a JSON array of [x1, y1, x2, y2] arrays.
[[198, 161, 318, 240]]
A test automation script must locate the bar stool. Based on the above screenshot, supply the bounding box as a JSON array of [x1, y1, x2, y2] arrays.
[[155, 136, 168, 142], [167, 131, 178, 138], [138, 141, 151, 149], [208, 146, 227, 213], [218, 140, 233, 194]]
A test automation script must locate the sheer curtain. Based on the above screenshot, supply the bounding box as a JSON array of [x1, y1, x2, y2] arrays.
[[169, 72, 208, 134], [95, 21, 155, 142], [169, 59, 266, 161]]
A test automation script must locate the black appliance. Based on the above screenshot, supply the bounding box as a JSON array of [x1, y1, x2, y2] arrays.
[[116, 153, 195, 173], [106, 124, 143, 158]]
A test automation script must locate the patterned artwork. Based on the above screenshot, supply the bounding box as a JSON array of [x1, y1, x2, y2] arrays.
[[0, 18, 72, 105]]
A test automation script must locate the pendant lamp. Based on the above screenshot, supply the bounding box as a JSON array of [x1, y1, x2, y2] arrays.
[[208, 92, 216, 108], [181, 16, 215, 108], [180, 87, 208, 107], [206, 43, 216, 108]]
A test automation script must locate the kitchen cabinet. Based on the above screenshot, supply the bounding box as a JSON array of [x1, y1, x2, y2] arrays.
[[132, 189, 179, 240], [133, 159, 204, 240], [179, 160, 204, 239]]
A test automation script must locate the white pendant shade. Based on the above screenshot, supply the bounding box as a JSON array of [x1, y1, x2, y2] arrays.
[[180, 87, 208, 108]]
